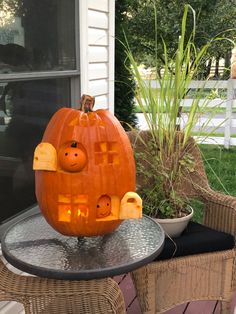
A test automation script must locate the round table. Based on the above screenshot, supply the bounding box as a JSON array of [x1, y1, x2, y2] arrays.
[[1, 212, 164, 280]]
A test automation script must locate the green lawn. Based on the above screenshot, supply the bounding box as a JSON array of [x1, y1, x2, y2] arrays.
[[200, 144, 236, 196], [192, 144, 236, 222]]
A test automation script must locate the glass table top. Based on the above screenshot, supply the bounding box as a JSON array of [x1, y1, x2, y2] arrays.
[[2, 212, 165, 280]]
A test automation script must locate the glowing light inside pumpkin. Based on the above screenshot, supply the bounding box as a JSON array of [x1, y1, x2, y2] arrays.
[[58, 205, 72, 222], [76, 205, 89, 217]]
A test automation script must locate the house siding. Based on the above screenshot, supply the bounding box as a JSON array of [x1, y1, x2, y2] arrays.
[[80, 0, 115, 112]]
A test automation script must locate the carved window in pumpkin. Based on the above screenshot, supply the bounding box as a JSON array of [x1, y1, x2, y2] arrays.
[[58, 205, 72, 222], [75, 204, 89, 218], [94, 142, 119, 165], [74, 194, 89, 218], [58, 194, 88, 222]]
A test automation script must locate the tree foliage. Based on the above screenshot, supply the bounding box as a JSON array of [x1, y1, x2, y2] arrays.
[[126, 0, 236, 78], [114, 0, 137, 129]]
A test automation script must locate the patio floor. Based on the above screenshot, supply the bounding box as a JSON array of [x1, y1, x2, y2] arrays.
[[114, 273, 236, 314]]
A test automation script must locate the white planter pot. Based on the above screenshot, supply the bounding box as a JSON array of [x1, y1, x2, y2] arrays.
[[155, 207, 194, 238]]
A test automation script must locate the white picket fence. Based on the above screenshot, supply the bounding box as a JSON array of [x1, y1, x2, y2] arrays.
[[136, 79, 236, 148]]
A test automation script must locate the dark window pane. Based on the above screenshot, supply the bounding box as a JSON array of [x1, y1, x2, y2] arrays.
[[0, 0, 76, 72], [0, 78, 70, 223]]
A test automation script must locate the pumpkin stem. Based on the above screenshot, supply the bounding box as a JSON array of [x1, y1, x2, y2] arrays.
[[80, 94, 95, 112]]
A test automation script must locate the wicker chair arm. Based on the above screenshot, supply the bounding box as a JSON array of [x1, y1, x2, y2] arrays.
[[198, 186, 236, 239], [0, 260, 126, 314]]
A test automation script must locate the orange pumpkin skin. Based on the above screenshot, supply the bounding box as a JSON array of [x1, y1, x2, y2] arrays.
[[35, 108, 136, 236]]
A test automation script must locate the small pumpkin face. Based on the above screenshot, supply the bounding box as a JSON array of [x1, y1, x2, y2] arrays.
[[58, 142, 87, 172], [96, 195, 111, 218]]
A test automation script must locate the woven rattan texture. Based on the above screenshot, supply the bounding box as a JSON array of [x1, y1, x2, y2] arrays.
[[128, 130, 236, 314], [0, 259, 126, 313]]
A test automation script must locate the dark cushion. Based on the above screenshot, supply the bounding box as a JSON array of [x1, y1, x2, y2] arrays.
[[156, 222, 235, 261]]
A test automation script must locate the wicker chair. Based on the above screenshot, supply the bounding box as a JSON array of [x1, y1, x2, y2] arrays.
[[128, 130, 236, 314], [0, 258, 126, 314]]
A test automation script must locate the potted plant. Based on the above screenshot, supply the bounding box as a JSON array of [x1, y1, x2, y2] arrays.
[[125, 4, 230, 237]]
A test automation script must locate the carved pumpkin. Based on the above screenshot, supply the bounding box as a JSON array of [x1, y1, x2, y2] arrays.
[[33, 95, 142, 236]]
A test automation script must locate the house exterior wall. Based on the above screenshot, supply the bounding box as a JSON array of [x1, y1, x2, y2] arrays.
[[80, 0, 115, 112]]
